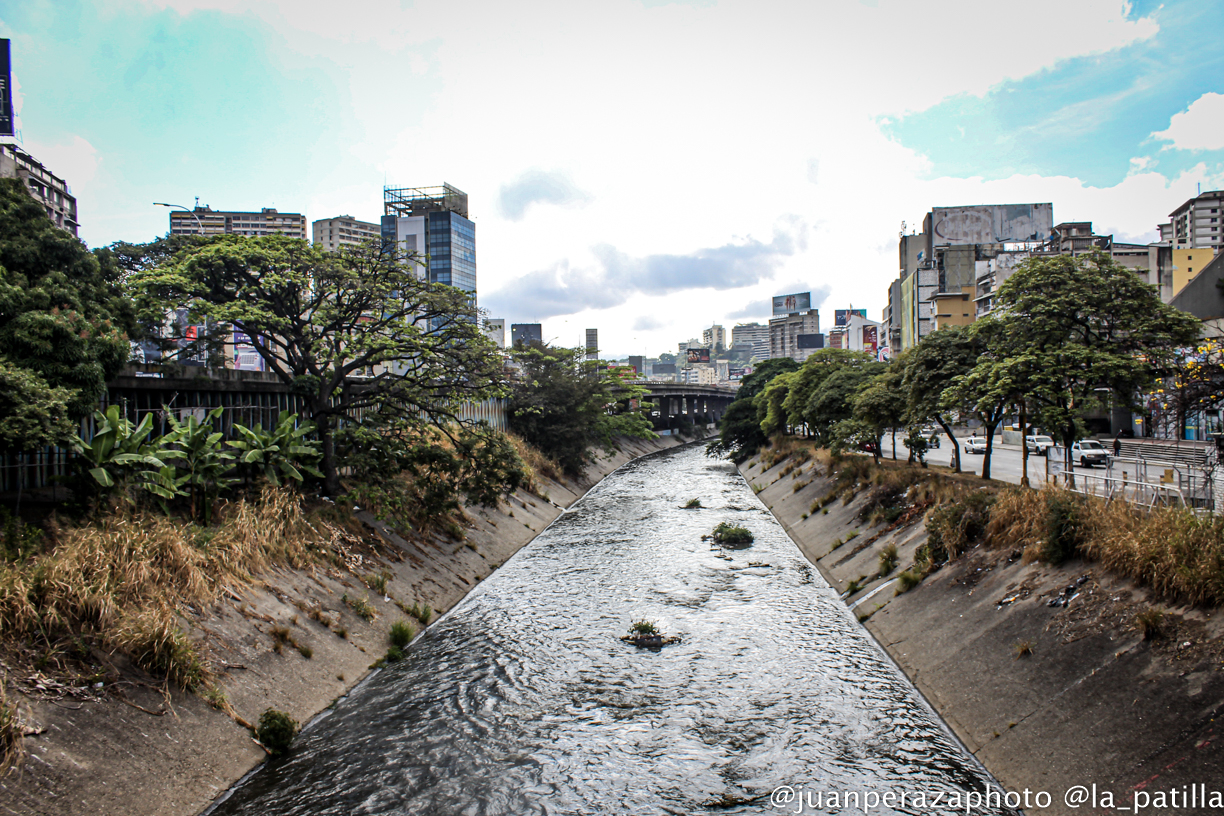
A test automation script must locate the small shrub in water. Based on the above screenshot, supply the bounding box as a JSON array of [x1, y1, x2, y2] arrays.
[[711, 522, 753, 545], [628, 620, 660, 637], [256, 708, 299, 756], [684, 498, 702, 509]]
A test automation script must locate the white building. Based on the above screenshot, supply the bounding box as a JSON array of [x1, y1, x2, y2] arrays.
[[484, 318, 506, 349]]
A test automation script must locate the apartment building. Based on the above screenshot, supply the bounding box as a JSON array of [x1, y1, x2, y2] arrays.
[[312, 215, 380, 252], [0, 143, 78, 236], [168, 206, 307, 238], [1162, 190, 1224, 252]]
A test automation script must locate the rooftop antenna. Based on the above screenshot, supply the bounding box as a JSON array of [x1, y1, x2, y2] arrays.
[[194, 196, 199, 210]]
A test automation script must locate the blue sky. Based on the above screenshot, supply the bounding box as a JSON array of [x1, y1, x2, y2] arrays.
[[2, 0, 1222, 357]]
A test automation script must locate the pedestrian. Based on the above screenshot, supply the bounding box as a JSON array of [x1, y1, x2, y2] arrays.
[[1112, 432, 1122, 457]]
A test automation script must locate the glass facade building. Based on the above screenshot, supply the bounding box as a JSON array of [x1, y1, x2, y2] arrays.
[[383, 184, 477, 302]]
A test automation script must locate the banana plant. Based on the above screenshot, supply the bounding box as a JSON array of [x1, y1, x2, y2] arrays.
[[162, 406, 237, 523], [228, 411, 323, 487], [73, 405, 177, 495]]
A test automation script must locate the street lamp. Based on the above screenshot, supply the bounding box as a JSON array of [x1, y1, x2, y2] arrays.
[[154, 202, 203, 234]]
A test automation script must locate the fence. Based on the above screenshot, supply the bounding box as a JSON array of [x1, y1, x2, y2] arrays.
[[1, 368, 508, 498], [1044, 445, 1213, 511]]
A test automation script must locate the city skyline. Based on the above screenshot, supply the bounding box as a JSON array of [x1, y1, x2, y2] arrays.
[[1, 0, 1221, 357]]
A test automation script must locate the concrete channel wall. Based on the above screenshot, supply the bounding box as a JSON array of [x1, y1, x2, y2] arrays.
[[741, 450, 1224, 815]]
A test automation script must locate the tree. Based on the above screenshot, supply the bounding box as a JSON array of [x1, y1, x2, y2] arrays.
[[756, 370, 799, 438], [989, 251, 1201, 468], [506, 343, 655, 476], [804, 358, 885, 445], [901, 326, 979, 473], [706, 357, 799, 460], [133, 235, 505, 494], [852, 364, 907, 460], [0, 178, 133, 446], [782, 348, 875, 433]]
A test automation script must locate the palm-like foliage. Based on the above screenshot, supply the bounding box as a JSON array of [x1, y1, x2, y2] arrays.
[[162, 407, 237, 523], [72, 405, 176, 497], [228, 411, 322, 486]]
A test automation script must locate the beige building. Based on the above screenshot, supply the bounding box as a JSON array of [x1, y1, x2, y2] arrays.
[[769, 309, 821, 362], [702, 324, 727, 350], [1162, 190, 1224, 252], [312, 215, 381, 252], [0, 143, 78, 236], [169, 206, 307, 238]]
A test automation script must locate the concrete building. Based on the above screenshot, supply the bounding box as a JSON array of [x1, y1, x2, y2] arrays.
[[312, 215, 380, 252], [882, 277, 903, 355], [585, 328, 598, 360], [168, 206, 307, 239], [827, 311, 882, 354], [381, 183, 476, 299], [511, 323, 542, 347], [628, 355, 645, 376], [0, 143, 78, 236], [483, 318, 505, 349], [769, 309, 821, 362], [1165, 190, 1224, 252], [731, 322, 770, 360], [702, 324, 727, 351]]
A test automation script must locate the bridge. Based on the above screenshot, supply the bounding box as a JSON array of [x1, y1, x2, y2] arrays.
[[637, 382, 739, 430]]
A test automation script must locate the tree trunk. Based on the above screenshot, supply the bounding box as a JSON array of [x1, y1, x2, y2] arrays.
[[1019, 401, 1030, 488], [891, 427, 897, 460], [317, 407, 341, 497], [982, 420, 997, 481], [937, 415, 960, 473]]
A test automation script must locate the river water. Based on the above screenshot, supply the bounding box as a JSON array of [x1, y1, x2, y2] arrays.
[[209, 444, 1011, 815]]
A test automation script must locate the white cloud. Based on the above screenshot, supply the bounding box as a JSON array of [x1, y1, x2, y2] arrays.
[[1152, 92, 1224, 152]]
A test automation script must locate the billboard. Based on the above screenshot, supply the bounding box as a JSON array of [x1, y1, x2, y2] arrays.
[[797, 333, 824, 350], [862, 325, 878, 355], [0, 40, 13, 138], [686, 347, 710, 364], [728, 367, 749, 380], [653, 363, 677, 375], [927, 204, 1053, 247], [772, 292, 811, 316], [834, 309, 867, 327]]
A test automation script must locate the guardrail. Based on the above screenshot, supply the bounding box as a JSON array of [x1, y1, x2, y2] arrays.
[[1048, 468, 1187, 509]]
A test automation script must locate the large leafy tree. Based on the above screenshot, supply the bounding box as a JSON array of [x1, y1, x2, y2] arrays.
[[987, 250, 1201, 467], [901, 326, 979, 473], [506, 343, 655, 475], [801, 353, 884, 445], [782, 348, 875, 432], [706, 357, 799, 460], [0, 178, 134, 451], [133, 235, 505, 494], [851, 363, 907, 460]]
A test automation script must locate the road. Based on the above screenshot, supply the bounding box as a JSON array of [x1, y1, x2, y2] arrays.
[[877, 433, 1067, 486]]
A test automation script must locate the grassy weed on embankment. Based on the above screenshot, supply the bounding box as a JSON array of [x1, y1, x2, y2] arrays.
[[758, 437, 1224, 609]]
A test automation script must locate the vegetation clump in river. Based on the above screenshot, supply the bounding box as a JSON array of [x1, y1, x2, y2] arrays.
[[711, 522, 754, 545]]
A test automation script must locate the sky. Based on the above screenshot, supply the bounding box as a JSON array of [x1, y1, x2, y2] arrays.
[[2, 0, 1223, 359]]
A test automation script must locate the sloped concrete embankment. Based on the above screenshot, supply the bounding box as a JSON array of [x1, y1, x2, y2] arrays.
[[1, 434, 701, 816], [740, 451, 1224, 814]]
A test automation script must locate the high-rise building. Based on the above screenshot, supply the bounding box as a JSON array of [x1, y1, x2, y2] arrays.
[[382, 183, 476, 298], [585, 328, 598, 360], [702, 324, 727, 351], [484, 318, 506, 349], [628, 355, 645, 376], [769, 310, 821, 362], [1163, 190, 1224, 252], [511, 323, 543, 347], [0, 143, 78, 236], [731, 322, 770, 360], [312, 215, 380, 252], [168, 206, 307, 238]]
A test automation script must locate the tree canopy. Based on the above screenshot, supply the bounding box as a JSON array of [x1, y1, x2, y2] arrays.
[[506, 343, 655, 475], [132, 235, 505, 494], [0, 178, 134, 452]]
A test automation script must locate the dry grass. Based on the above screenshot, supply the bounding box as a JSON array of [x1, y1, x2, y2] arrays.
[[0, 682, 24, 778], [0, 486, 339, 689], [506, 432, 562, 488]]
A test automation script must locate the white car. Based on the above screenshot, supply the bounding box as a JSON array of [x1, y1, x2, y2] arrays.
[[1071, 440, 1109, 468], [963, 437, 988, 455], [1025, 435, 1055, 456]]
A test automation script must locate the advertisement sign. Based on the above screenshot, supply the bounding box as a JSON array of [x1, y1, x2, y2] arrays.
[[796, 333, 824, 350], [772, 292, 812, 316], [834, 309, 866, 327], [878, 346, 892, 362], [231, 328, 266, 371], [927, 204, 1053, 246], [0, 40, 13, 138], [862, 325, 878, 355], [686, 347, 711, 364], [728, 367, 748, 380]]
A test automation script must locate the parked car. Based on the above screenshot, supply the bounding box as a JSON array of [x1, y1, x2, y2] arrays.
[[1025, 435, 1055, 456], [919, 425, 940, 448], [963, 437, 988, 455], [1071, 439, 1109, 467]]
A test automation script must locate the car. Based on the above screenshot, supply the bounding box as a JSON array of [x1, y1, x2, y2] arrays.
[[1025, 435, 1055, 456], [963, 437, 988, 455], [920, 426, 941, 448], [1071, 440, 1109, 467]]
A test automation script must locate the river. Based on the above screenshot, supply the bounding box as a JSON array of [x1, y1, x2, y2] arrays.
[[207, 443, 1012, 815]]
